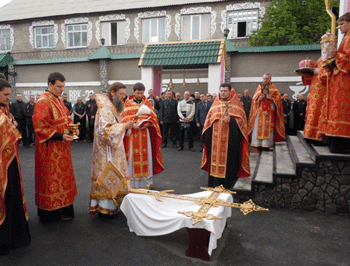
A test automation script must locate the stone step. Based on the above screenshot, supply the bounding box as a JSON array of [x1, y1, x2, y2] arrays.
[[296, 131, 317, 161], [233, 152, 259, 192], [274, 141, 296, 177], [287, 135, 315, 167], [311, 145, 350, 161], [253, 151, 273, 184]]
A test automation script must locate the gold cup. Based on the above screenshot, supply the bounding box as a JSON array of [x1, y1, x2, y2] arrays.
[[68, 123, 80, 139]]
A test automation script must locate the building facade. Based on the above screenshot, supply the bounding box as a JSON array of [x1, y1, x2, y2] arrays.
[[0, 0, 322, 102]]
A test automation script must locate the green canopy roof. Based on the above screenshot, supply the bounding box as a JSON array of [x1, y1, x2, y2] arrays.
[[139, 39, 226, 67], [0, 53, 14, 67], [88, 45, 112, 60]]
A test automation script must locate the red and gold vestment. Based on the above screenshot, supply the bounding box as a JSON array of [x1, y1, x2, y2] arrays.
[[248, 83, 285, 143], [33, 91, 77, 211], [122, 95, 163, 187], [0, 109, 28, 225], [304, 58, 327, 141], [319, 32, 350, 138], [201, 92, 250, 178]]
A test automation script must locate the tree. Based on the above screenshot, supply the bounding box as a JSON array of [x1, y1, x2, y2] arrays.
[[249, 0, 339, 46]]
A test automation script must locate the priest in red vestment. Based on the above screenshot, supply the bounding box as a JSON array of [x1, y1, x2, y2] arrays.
[[33, 72, 78, 223], [248, 74, 285, 152], [201, 83, 250, 189], [304, 58, 328, 141], [122, 83, 164, 189], [0, 79, 30, 255], [318, 13, 350, 153]]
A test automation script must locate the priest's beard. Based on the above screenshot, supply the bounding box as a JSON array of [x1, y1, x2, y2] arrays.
[[112, 95, 124, 113]]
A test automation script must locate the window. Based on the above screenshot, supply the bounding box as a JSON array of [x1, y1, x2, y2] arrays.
[[227, 9, 258, 38], [101, 21, 126, 45], [0, 29, 11, 51], [181, 14, 210, 41], [67, 24, 88, 48], [142, 17, 166, 43], [35, 26, 55, 48]]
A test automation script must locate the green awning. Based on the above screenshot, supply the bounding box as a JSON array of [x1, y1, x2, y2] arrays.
[[139, 39, 226, 67], [0, 53, 14, 67], [88, 45, 112, 60]]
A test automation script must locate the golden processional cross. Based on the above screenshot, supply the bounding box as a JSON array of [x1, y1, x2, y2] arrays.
[[130, 185, 268, 225]]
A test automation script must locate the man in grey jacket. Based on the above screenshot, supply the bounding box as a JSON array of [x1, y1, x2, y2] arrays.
[[177, 91, 196, 151]]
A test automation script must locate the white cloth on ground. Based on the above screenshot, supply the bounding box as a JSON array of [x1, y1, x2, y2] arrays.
[[120, 190, 232, 255]]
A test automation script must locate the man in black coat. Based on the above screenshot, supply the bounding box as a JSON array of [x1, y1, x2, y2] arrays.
[[24, 95, 35, 147], [282, 93, 292, 135], [62, 93, 73, 114], [73, 97, 86, 141], [196, 93, 213, 151], [240, 89, 252, 119], [85, 93, 97, 142], [10, 93, 27, 146], [159, 90, 179, 148], [294, 94, 307, 131]]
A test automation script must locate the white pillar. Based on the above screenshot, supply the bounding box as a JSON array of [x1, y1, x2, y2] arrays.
[[141, 67, 153, 96], [208, 64, 221, 94]]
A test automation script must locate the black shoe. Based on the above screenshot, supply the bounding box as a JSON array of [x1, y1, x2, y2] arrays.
[[173, 144, 178, 149], [199, 148, 203, 152], [190, 148, 195, 152], [161, 144, 167, 148], [25, 145, 30, 148], [178, 147, 183, 151]]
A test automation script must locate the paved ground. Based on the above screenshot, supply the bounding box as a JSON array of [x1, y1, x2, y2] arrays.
[[2, 141, 350, 266]]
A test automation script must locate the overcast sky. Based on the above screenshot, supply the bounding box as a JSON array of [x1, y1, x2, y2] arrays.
[[0, 0, 11, 8]]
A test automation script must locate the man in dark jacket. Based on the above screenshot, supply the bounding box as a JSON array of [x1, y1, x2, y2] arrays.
[[10, 93, 27, 146], [240, 89, 252, 119], [294, 94, 307, 131], [24, 95, 35, 147], [85, 93, 97, 142], [62, 93, 73, 114], [159, 90, 179, 148], [282, 93, 292, 135], [196, 94, 213, 151], [73, 97, 86, 141]]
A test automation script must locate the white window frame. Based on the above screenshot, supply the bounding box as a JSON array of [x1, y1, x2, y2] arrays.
[[134, 11, 171, 44], [190, 15, 202, 40], [34, 26, 55, 48], [100, 21, 126, 46], [29, 20, 58, 49], [226, 9, 259, 39], [61, 17, 92, 49], [0, 25, 13, 53], [66, 23, 88, 48], [221, 3, 265, 39], [142, 17, 166, 44]]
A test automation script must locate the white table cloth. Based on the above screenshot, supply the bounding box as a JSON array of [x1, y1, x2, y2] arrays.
[[120, 190, 232, 255]]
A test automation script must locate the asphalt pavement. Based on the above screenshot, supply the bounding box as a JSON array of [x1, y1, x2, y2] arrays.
[[1, 141, 350, 266]]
